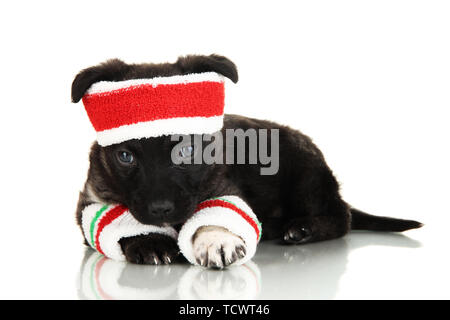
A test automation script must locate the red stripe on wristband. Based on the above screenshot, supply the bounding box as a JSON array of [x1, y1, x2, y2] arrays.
[[82, 81, 225, 132], [94, 205, 128, 255], [195, 199, 260, 240]]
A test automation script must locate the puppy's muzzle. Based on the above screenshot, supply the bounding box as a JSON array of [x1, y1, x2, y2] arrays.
[[148, 200, 175, 218]]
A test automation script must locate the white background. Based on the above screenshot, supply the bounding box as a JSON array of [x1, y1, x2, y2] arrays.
[[0, 0, 449, 299]]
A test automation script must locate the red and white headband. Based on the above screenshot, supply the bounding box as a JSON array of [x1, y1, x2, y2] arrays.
[[82, 72, 225, 146]]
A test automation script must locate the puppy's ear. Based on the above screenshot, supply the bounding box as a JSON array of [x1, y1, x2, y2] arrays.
[[176, 54, 239, 83], [71, 59, 131, 103]]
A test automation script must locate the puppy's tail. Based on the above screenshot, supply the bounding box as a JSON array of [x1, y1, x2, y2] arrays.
[[350, 208, 423, 232]]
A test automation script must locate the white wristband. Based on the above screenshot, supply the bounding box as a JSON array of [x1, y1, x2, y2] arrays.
[[178, 196, 262, 266]]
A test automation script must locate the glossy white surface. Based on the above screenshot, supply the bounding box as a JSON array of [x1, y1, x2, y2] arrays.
[[78, 232, 430, 300], [0, 223, 447, 299], [75, 226, 450, 299]]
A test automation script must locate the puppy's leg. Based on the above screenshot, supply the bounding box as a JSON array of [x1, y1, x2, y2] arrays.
[[76, 185, 180, 265], [283, 166, 351, 244], [119, 234, 180, 265], [192, 226, 247, 269]]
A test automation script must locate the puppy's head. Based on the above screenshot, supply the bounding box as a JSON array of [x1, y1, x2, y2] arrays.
[[73, 54, 238, 226], [87, 136, 217, 226]]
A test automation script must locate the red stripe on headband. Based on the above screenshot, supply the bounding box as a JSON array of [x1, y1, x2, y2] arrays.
[[82, 81, 225, 132]]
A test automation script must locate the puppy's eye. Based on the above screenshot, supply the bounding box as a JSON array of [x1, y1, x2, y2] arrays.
[[179, 145, 194, 158], [117, 150, 135, 165]]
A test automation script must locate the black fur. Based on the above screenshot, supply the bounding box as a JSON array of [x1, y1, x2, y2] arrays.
[[71, 54, 238, 103], [73, 54, 423, 264]]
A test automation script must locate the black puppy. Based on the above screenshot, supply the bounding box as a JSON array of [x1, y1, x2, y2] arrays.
[[72, 54, 422, 267]]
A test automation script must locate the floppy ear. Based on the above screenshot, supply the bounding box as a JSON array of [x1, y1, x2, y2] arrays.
[[71, 59, 131, 103], [176, 54, 239, 83]]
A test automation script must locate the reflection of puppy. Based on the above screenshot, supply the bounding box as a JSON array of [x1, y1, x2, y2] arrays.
[[73, 55, 423, 268], [78, 249, 184, 300], [253, 233, 421, 299], [177, 261, 261, 300], [77, 248, 260, 300]]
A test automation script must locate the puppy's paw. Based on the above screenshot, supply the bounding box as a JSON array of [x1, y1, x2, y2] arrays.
[[192, 226, 246, 269], [119, 233, 180, 265]]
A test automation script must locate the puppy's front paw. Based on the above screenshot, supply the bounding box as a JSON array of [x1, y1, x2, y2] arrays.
[[119, 233, 180, 265], [192, 226, 247, 269]]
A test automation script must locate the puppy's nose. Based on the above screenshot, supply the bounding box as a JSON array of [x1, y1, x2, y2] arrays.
[[148, 200, 174, 216]]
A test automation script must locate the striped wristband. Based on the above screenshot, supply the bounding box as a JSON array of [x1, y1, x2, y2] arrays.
[[178, 195, 262, 266], [81, 203, 178, 261]]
